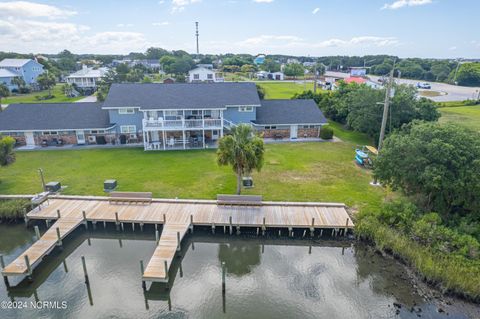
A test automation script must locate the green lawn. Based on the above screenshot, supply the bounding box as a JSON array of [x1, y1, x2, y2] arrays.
[[439, 105, 480, 132], [3, 84, 83, 104], [0, 136, 384, 210], [256, 81, 318, 99]]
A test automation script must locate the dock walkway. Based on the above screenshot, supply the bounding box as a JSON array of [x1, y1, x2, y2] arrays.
[[1, 196, 353, 283]]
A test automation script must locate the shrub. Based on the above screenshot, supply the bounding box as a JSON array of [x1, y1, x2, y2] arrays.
[[319, 126, 334, 139], [0, 199, 30, 221]]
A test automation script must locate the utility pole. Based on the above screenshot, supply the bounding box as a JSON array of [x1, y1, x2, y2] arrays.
[[38, 168, 46, 191], [377, 61, 396, 151], [195, 22, 199, 55], [453, 58, 462, 85]]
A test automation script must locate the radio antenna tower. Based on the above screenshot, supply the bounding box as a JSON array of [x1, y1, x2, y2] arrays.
[[195, 22, 199, 54]]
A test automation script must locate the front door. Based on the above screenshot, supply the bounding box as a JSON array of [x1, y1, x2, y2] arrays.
[[290, 125, 298, 139], [25, 132, 35, 146], [76, 130, 86, 145], [212, 130, 219, 140]]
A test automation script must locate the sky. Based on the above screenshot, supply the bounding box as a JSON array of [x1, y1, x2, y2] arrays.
[[0, 0, 478, 58]]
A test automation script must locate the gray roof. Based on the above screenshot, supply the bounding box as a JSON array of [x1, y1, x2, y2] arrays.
[[255, 99, 327, 125], [0, 59, 32, 67], [103, 82, 261, 110], [0, 103, 112, 131], [0, 69, 18, 78]]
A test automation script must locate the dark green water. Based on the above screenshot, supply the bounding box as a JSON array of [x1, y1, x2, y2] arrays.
[[0, 223, 478, 319]]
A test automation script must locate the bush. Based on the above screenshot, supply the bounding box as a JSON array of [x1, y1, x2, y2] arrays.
[[319, 126, 334, 139], [0, 199, 30, 221]]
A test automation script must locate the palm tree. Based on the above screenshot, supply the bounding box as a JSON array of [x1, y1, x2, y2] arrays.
[[0, 83, 10, 111], [217, 124, 265, 195], [11, 77, 26, 92]]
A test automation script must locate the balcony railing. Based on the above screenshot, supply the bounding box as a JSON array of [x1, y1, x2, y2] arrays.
[[143, 118, 222, 130]]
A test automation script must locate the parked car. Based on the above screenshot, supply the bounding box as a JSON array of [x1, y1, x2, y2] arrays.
[[416, 82, 431, 89]]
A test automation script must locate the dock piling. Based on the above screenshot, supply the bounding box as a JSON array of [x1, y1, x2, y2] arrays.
[[45, 219, 50, 228], [345, 218, 349, 236], [190, 215, 194, 233], [288, 227, 293, 237], [140, 260, 146, 290], [24, 255, 32, 281], [164, 260, 169, 282], [211, 222, 215, 234], [56, 209, 61, 219], [115, 212, 119, 230], [132, 223, 135, 232], [0, 255, 9, 287], [82, 211, 88, 230], [236, 225, 240, 235], [221, 261, 226, 293], [34, 225, 40, 240], [310, 218, 315, 237], [176, 232, 181, 251], [229, 216, 233, 235], [163, 213, 166, 224], [262, 217, 266, 236], [155, 230, 159, 245], [23, 208, 28, 227], [140, 223, 144, 232], [56, 227, 62, 246], [81, 256, 89, 285]]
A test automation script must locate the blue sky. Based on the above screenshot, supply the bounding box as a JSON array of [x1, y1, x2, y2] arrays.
[[0, 0, 478, 58]]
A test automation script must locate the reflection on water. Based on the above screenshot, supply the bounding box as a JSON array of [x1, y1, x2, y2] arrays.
[[0, 223, 475, 319]]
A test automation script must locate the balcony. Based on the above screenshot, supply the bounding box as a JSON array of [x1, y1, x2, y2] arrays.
[[143, 118, 223, 130]]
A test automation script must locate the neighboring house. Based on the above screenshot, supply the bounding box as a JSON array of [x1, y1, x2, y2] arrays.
[[188, 67, 224, 83], [303, 62, 316, 68], [253, 100, 327, 139], [0, 69, 19, 91], [0, 58, 44, 87], [256, 71, 284, 80], [0, 83, 328, 150], [196, 64, 213, 70], [287, 58, 300, 64], [0, 103, 115, 148], [111, 59, 160, 70], [66, 65, 109, 89], [254, 55, 265, 65], [333, 76, 383, 89]]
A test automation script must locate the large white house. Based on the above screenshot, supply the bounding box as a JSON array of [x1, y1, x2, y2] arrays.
[[66, 65, 109, 89], [188, 67, 224, 83]]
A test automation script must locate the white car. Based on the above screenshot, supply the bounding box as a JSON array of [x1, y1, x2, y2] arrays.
[[416, 82, 431, 89]]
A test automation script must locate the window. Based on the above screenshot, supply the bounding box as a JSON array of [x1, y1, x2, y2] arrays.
[[264, 126, 277, 130], [90, 130, 105, 134], [118, 108, 135, 114], [239, 106, 254, 112], [207, 74, 213, 80], [303, 125, 316, 129], [120, 125, 136, 133], [42, 131, 58, 135], [193, 74, 200, 80]]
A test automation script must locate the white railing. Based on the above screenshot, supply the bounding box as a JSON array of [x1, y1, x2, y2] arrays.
[[143, 118, 222, 130]]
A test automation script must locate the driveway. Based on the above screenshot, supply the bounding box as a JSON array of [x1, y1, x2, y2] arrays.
[[75, 95, 97, 103]]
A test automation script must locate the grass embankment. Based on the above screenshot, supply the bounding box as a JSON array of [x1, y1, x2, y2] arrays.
[[0, 199, 30, 221], [356, 213, 480, 301], [439, 104, 480, 132], [2, 84, 83, 104]]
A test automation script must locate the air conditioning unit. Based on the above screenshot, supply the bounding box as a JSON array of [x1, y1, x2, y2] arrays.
[[104, 179, 117, 192], [88, 136, 96, 143], [45, 181, 61, 193], [242, 177, 254, 188]]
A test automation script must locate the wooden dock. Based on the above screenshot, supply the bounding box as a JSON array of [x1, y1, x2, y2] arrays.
[[1, 195, 353, 284]]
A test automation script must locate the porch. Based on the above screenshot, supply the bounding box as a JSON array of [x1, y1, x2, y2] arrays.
[[143, 129, 221, 151]]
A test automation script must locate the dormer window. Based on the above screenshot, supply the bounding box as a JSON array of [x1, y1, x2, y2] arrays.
[[118, 108, 135, 114]]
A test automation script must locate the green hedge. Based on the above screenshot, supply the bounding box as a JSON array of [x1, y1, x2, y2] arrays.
[[320, 126, 334, 139]]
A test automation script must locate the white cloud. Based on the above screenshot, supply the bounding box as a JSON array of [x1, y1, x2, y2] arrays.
[[235, 34, 399, 51], [253, 0, 274, 3], [171, 0, 201, 13], [86, 32, 148, 52], [0, 1, 76, 19], [312, 7, 320, 14], [152, 21, 170, 26], [449, 46, 457, 51], [382, 0, 432, 10], [116, 23, 134, 28]]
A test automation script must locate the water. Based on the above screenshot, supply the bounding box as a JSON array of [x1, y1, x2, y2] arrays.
[[0, 223, 478, 319]]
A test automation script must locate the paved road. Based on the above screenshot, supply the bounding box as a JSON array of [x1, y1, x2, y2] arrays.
[[325, 71, 480, 102]]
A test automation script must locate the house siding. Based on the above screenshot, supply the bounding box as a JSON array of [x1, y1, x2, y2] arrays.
[[223, 106, 257, 124], [0, 76, 16, 91], [108, 109, 144, 134], [21, 60, 44, 85]]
